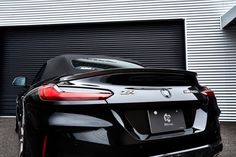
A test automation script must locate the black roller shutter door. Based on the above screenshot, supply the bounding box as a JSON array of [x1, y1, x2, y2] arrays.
[[0, 20, 185, 116]]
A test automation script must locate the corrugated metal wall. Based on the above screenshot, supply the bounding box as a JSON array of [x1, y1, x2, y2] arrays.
[[0, 0, 236, 121]]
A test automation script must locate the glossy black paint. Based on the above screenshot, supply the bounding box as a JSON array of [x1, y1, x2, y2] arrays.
[[14, 55, 222, 157]]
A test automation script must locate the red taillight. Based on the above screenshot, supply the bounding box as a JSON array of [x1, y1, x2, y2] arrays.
[[201, 87, 215, 97], [42, 135, 48, 157], [39, 84, 113, 101]]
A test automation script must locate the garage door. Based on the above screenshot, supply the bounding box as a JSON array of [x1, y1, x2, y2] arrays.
[[0, 20, 185, 116]]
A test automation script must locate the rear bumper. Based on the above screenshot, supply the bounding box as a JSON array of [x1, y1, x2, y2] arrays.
[[48, 130, 222, 157], [46, 119, 222, 157], [152, 143, 222, 157], [29, 101, 222, 156]]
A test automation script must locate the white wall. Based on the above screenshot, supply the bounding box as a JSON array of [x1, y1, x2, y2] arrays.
[[0, 0, 236, 121]]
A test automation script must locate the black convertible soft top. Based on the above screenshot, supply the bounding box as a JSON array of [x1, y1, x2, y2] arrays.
[[40, 54, 143, 81]]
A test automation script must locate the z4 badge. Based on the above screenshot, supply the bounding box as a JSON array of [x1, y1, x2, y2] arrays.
[[120, 90, 135, 95]]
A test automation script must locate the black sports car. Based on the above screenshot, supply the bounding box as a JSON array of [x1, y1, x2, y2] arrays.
[[13, 55, 222, 157]]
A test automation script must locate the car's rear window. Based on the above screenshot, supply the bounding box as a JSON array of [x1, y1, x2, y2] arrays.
[[71, 58, 143, 70]]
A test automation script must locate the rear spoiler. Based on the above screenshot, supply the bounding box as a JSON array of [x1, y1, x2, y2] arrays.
[[60, 68, 197, 81]]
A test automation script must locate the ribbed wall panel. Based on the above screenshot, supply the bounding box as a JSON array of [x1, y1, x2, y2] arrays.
[[0, 0, 236, 121], [0, 0, 232, 26]]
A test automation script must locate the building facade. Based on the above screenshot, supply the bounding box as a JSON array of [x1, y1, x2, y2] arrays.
[[0, 0, 236, 121]]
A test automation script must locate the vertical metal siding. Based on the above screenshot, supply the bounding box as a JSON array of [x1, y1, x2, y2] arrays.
[[0, 0, 236, 121]]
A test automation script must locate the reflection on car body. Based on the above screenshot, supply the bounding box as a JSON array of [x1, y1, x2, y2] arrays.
[[13, 54, 222, 157]]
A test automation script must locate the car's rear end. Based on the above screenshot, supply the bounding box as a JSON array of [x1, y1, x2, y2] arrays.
[[25, 68, 222, 157]]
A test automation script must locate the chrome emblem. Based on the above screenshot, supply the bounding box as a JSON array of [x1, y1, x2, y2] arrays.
[[120, 90, 134, 95], [183, 89, 199, 94], [160, 89, 171, 98]]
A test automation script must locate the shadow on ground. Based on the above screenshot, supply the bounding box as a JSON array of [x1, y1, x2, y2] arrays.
[[0, 118, 235, 157]]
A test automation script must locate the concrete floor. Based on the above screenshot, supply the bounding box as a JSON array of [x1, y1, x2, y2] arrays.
[[0, 118, 235, 157], [0, 118, 19, 157]]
